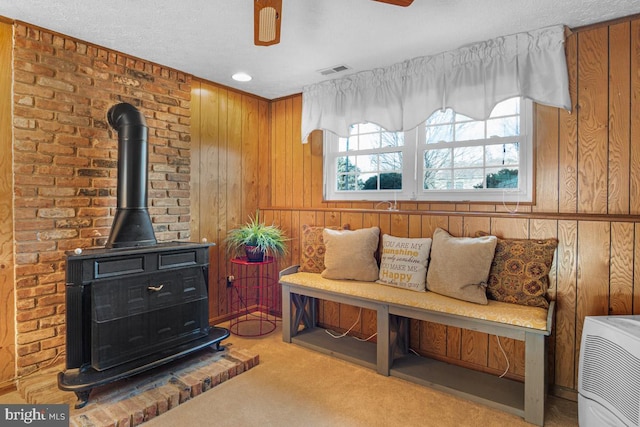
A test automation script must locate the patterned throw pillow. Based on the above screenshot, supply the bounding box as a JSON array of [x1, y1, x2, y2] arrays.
[[299, 224, 349, 273], [486, 237, 558, 308]]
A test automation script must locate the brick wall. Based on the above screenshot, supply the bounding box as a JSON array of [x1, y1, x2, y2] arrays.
[[12, 23, 193, 375]]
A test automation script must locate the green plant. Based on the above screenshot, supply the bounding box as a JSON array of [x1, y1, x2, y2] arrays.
[[224, 210, 288, 260]]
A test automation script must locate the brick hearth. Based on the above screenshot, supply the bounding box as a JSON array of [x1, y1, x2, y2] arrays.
[[17, 346, 258, 427]]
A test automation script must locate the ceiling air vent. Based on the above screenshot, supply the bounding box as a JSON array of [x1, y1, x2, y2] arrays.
[[318, 65, 351, 76]]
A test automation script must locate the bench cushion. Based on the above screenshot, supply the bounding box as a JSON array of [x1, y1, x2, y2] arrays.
[[281, 271, 550, 331]]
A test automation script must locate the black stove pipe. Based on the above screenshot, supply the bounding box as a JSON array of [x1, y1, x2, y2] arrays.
[[105, 103, 157, 248]]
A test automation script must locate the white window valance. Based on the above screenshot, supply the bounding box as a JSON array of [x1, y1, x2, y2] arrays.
[[302, 25, 570, 142]]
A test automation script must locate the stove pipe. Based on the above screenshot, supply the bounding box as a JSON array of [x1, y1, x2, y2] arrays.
[[105, 103, 157, 248]]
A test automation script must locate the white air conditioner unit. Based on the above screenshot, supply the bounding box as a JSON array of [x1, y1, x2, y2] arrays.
[[579, 315, 640, 427]]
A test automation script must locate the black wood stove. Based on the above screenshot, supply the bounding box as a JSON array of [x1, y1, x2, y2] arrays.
[[57, 103, 228, 408]]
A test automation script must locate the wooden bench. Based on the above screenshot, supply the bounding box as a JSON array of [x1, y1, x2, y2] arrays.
[[279, 266, 555, 426]]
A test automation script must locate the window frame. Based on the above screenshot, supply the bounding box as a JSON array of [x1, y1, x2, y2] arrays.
[[323, 98, 534, 204]]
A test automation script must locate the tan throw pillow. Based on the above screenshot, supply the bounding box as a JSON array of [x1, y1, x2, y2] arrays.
[[299, 224, 349, 273], [487, 237, 558, 308], [321, 227, 380, 281], [377, 234, 432, 292], [426, 228, 497, 304]]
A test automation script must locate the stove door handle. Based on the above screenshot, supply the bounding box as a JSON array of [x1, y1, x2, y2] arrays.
[[148, 285, 164, 292]]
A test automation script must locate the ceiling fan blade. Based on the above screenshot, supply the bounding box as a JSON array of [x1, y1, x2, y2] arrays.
[[372, 0, 414, 6], [254, 0, 282, 46]]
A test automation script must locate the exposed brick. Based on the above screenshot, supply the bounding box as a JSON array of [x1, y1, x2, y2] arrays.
[[15, 307, 56, 322], [177, 373, 203, 398], [98, 405, 131, 427], [17, 342, 40, 356], [13, 21, 192, 374], [114, 401, 143, 427], [144, 389, 170, 414], [37, 208, 75, 219], [154, 384, 180, 410], [168, 377, 191, 404], [129, 394, 157, 422], [73, 408, 116, 427], [16, 348, 57, 367]]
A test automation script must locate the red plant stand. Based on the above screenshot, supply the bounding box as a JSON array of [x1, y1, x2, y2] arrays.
[[228, 256, 279, 336]]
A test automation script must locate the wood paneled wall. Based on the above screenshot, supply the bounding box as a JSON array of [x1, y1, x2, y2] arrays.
[[0, 20, 16, 389], [191, 79, 271, 320], [191, 15, 640, 397], [264, 18, 640, 397]]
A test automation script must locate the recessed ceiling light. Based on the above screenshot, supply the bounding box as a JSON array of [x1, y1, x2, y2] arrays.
[[232, 72, 252, 82]]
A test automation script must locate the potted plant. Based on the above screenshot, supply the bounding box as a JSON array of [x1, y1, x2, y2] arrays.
[[224, 210, 288, 262]]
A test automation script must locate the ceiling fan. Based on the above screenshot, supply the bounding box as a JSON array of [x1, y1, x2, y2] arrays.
[[254, 0, 414, 46]]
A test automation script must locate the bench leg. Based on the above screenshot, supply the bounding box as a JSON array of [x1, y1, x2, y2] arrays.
[[524, 332, 546, 426], [282, 286, 317, 343], [377, 304, 390, 376], [282, 284, 293, 343], [292, 294, 315, 330]]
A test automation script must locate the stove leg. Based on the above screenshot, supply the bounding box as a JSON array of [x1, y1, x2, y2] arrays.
[[74, 390, 91, 409]]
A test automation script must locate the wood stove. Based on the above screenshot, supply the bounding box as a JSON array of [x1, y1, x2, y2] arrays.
[[58, 242, 228, 408], [58, 103, 229, 408]]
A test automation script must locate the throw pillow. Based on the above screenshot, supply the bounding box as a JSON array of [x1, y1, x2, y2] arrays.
[[426, 228, 497, 304], [377, 234, 432, 292], [486, 236, 558, 308], [321, 227, 380, 281], [299, 224, 349, 273]]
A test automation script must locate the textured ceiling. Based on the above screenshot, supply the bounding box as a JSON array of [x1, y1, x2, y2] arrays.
[[1, 0, 640, 99]]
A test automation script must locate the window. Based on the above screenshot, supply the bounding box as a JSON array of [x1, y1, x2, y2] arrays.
[[324, 97, 533, 203]]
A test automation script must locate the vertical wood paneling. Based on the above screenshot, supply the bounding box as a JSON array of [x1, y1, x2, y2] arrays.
[[635, 224, 640, 314], [610, 222, 634, 314], [577, 28, 609, 214], [533, 105, 560, 212], [292, 96, 304, 208], [575, 221, 610, 381], [421, 322, 447, 356], [242, 96, 259, 221], [488, 336, 525, 378], [460, 330, 488, 366], [226, 90, 244, 317], [559, 32, 578, 213], [284, 98, 294, 207], [272, 101, 287, 206], [490, 217, 528, 238], [0, 20, 15, 387], [192, 81, 268, 321], [608, 22, 631, 214], [555, 220, 578, 389], [631, 20, 640, 214], [217, 88, 230, 317], [191, 81, 203, 241], [258, 101, 271, 209], [310, 131, 325, 207], [462, 216, 490, 236], [195, 82, 223, 317]]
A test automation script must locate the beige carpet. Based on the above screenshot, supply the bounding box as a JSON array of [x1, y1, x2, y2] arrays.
[[144, 323, 578, 427]]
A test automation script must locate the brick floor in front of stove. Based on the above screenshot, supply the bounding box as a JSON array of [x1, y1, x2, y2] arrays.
[[14, 345, 259, 427]]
